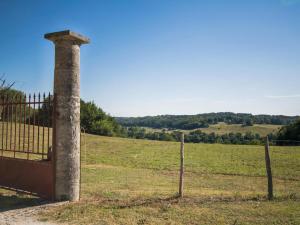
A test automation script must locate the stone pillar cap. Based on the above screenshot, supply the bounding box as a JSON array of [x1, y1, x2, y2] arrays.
[[44, 30, 90, 44]]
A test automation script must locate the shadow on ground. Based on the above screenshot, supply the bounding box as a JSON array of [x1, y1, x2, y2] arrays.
[[0, 193, 50, 212], [81, 194, 300, 210]]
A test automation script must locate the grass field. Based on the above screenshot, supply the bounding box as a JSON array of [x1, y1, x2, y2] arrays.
[[143, 123, 282, 136], [45, 134, 300, 224], [1, 132, 300, 224]]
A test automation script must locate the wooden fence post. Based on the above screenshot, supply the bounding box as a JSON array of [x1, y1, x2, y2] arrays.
[[265, 136, 273, 200], [179, 132, 184, 198]]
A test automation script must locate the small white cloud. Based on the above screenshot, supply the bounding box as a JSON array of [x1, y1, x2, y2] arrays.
[[265, 94, 300, 99]]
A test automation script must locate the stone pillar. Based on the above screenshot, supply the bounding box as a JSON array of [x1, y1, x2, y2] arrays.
[[45, 30, 89, 201]]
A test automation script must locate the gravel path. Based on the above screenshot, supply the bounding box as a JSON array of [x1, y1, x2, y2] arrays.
[[0, 202, 66, 225]]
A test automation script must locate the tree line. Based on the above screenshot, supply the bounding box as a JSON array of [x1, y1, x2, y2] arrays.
[[116, 113, 299, 130], [125, 126, 277, 145], [0, 88, 124, 137], [276, 120, 300, 145], [1, 88, 299, 145]]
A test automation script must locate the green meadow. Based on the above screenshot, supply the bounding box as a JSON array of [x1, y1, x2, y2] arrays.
[[40, 134, 300, 225], [143, 122, 282, 136], [199, 123, 282, 136], [1, 132, 299, 224]]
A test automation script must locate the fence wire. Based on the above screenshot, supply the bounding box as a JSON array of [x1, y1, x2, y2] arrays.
[[78, 134, 300, 204]]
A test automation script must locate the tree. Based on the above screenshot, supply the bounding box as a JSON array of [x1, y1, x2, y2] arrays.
[[80, 100, 124, 136], [0, 75, 15, 94], [116, 112, 298, 129], [0, 77, 18, 121], [36, 94, 53, 127], [242, 118, 254, 127], [277, 120, 300, 142]]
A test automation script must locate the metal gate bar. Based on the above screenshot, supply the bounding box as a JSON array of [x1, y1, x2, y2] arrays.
[[0, 92, 54, 200], [0, 93, 52, 160]]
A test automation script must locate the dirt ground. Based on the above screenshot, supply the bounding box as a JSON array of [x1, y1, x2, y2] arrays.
[[0, 201, 65, 225]]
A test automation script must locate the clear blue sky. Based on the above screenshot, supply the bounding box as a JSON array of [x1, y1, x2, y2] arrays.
[[1, 0, 300, 116]]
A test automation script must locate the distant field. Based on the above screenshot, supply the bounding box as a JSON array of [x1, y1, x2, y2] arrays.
[[143, 122, 282, 136], [1, 133, 299, 224], [199, 122, 282, 136]]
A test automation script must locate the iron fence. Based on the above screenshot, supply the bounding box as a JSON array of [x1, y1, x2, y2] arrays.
[[0, 93, 52, 160]]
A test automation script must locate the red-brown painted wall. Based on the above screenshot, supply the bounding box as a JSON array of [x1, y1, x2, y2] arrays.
[[0, 157, 54, 200]]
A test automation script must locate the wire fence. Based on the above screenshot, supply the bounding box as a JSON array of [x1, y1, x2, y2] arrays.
[[268, 140, 300, 199], [79, 134, 300, 203]]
